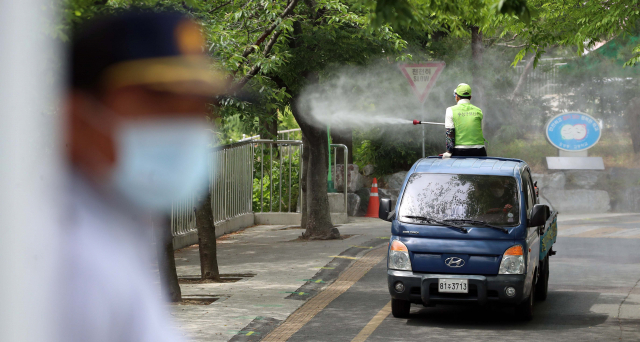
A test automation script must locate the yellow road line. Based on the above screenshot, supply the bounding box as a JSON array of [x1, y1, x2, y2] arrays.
[[330, 255, 358, 260], [262, 246, 387, 341], [351, 301, 392, 342]]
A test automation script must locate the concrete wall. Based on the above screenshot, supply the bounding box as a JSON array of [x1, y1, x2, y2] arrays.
[[172, 213, 255, 250], [254, 212, 348, 225], [531, 168, 640, 214], [173, 212, 349, 249]]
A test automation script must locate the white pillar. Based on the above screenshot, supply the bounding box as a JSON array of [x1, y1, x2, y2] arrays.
[[0, 1, 62, 341]]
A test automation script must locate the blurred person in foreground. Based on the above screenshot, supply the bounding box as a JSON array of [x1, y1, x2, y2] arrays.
[[62, 11, 224, 341]]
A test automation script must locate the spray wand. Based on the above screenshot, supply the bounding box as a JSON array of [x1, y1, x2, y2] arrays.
[[413, 120, 445, 126]]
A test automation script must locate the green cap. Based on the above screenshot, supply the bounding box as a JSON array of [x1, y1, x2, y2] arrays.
[[455, 83, 472, 97]]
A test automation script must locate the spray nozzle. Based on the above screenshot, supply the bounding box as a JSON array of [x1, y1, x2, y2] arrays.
[[413, 120, 421, 125]]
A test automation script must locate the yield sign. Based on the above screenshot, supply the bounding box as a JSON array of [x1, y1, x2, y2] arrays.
[[399, 62, 445, 104]]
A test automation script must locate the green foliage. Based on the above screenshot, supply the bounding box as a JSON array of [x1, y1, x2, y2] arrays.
[[496, 0, 640, 67], [353, 127, 440, 177], [216, 105, 300, 144], [493, 0, 534, 24]]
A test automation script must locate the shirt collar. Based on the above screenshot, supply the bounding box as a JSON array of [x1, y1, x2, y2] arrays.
[[458, 99, 471, 104]]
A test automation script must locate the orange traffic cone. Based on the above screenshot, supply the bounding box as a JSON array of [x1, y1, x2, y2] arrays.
[[365, 178, 380, 218]]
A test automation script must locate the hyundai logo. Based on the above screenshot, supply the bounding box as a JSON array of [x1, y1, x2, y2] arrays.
[[445, 257, 465, 268]]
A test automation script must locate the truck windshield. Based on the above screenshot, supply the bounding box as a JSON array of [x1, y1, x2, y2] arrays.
[[398, 173, 520, 227]]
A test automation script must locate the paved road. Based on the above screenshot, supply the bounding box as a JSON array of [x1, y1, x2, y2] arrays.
[[282, 214, 640, 341]]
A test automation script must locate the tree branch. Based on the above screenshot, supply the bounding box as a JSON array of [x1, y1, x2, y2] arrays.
[[209, 0, 233, 13], [503, 34, 518, 43], [238, 0, 299, 64], [496, 43, 528, 48], [510, 55, 535, 101], [233, 30, 283, 90]]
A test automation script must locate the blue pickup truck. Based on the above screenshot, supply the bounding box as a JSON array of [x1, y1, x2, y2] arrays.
[[379, 156, 557, 320]]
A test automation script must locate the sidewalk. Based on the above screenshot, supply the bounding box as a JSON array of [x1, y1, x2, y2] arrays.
[[170, 217, 391, 342]]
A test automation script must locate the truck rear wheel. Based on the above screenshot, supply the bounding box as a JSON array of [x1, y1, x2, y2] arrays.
[[536, 255, 549, 301], [516, 287, 535, 321], [391, 298, 411, 318]]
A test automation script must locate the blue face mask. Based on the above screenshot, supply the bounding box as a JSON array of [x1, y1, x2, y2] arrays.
[[109, 119, 212, 212]]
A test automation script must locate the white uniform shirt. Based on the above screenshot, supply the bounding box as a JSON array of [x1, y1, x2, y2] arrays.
[[444, 99, 485, 149], [58, 174, 185, 342]]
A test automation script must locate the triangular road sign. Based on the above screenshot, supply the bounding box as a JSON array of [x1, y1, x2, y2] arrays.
[[399, 62, 446, 104]]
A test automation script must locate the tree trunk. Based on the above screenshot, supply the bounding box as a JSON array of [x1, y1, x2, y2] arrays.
[[331, 128, 353, 164], [471, 26, 485, 111], [511, 55, 535, 101], [300, 133, 310, 229], [292, 92, 339, 240], [155, 216, 182, 302], [196, 190, 220, 280], [262, 111, 278, 139]]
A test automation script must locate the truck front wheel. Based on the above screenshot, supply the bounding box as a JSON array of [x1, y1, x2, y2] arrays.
[[516, 287, 535, 321], [391, 298, 411, 318], [536, 255, 549, 301]]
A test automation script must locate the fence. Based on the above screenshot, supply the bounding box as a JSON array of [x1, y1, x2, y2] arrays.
[[253, 139, 303, 212], [515, 58, 568, 97], [170, 141, 254, 239], [170, 130, 348, 240]]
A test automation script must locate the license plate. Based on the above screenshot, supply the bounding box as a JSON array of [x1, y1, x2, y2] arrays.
[[438, 279, 468, 293]]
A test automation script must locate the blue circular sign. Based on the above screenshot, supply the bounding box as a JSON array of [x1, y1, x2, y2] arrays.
[[545, 112, 601, 151]]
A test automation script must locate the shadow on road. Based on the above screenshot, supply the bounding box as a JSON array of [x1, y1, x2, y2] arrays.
[[404, 290, 609, 330]]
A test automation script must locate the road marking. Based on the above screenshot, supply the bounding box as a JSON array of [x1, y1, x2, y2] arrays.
[[299, 279, 326, 283], [312, 267, 335, 269], [280, 291, 308, 295], [351, 301, 392, 342], [262, 246, 387, 341], [350, 245, 373, 249], [228, 330, 259, 335], [330, 255, 358, 259]]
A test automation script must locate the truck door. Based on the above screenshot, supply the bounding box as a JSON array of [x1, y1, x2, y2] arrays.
[[522, 169, 540, 289]]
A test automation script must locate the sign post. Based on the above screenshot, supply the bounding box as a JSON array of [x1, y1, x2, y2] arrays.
[[399, 62, 445, 158], [545, 112, 604, 170]]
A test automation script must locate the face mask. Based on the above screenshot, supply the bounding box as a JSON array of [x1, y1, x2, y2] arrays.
[[109, 118, 211, 212]]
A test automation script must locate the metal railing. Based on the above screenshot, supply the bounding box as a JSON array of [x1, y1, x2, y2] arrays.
[[277, 128, 302, 141], [170, 129, 348, 238], [330, 144, 349, 214], [253, 139, 303, 213], [171, 141, 254, 238], [211, 142, 254, 222], [514, 59, 567, 97]]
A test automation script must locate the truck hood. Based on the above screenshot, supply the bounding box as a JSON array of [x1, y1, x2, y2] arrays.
[[393, 221, 520, 275]]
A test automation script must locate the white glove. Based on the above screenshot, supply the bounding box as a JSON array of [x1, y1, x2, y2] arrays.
[[442, 152, 452, 159]]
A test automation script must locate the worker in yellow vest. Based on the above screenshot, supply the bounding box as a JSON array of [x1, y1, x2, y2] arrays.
[[443, 83, 487, 158]]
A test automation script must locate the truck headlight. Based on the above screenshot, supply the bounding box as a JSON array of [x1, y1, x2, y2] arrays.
[[499, 245, 525, 274], [388, 240, 412, 271]]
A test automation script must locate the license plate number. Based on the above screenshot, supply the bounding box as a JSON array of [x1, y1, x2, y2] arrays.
[[438, 279, 468, 293]]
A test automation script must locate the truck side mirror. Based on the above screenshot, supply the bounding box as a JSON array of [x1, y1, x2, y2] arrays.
[[529, 204, 550, 227], [378, 198, 395, 222]]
